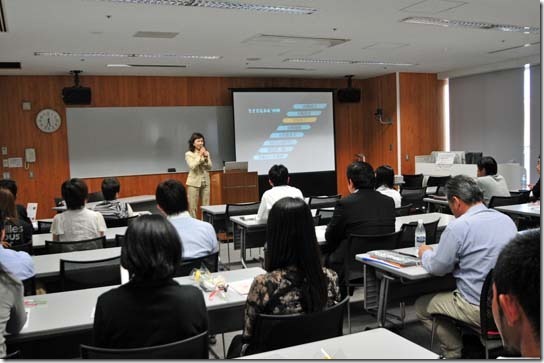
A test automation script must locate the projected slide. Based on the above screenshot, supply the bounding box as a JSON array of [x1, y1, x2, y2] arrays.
[[233, 91, 335, 175]]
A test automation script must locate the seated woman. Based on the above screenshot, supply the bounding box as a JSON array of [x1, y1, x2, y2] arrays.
[[51, 178, 107, 242], [228, 197, 340, 357], [0, 259, 27, 358], [0, 189, 32, 247], [92, 214, 208, 349], [375, 165, 402, 208]]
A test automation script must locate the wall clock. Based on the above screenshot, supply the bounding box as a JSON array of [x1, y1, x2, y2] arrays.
[[36, 108, 62, 133]]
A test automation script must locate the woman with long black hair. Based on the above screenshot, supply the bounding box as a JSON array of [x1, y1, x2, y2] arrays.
[[228, 197, 340, 357]]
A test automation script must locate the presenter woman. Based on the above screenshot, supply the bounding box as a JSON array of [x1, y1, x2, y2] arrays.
[[185, 132, 212, 218]]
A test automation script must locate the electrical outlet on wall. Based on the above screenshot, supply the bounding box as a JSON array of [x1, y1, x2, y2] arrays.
[[2, 159, 7, 168], [1, 147, 7, 155]]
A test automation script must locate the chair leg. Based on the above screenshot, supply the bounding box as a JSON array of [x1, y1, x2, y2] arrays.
[[222, 333, 226, 358], [347, 295, 352, 334], [399, 301, 406, 328], [484, 340, 489, 360], [430, 317, 437, 350]]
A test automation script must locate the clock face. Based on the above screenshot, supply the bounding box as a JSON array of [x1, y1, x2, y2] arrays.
[[36, 109, 62, 133]]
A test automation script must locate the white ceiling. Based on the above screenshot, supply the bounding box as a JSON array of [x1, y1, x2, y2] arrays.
[[0, 0, 540, 79]]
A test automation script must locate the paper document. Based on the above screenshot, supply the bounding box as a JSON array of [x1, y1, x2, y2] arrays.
[[229, 278, 254, 295]]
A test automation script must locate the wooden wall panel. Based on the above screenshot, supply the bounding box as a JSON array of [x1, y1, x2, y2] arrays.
[[0, 74, 441, 218], [399, 73, 443, 174]]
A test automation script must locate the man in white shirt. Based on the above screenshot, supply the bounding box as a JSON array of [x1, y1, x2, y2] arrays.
[[256, 165, 304, 222], [476, 156, 510, 204], [155, 179, 218, 260]]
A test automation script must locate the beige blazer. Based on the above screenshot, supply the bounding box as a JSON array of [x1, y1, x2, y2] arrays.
[[185, 150, 212, 187]]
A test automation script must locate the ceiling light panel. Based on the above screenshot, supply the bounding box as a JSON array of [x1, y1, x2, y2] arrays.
[[243, 34, 349, 49], [284, 58, 416, 66], [133, 31, 179, 38], [34, 52, 221, 60], [488, 42, 541, 54], [401, 16, 539, 34], [102, 0, 317, 14]]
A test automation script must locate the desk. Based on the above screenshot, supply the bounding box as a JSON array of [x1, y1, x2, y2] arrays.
[[201, 204, 228, 233], [231, 213, 454, 267], [52, 195, 156, 213], [32, 226, 127, 248], [8, 267, 265, 358], [241, 327, 438, 359], [33, 247, 122, 278], [494, 202, 540, 217], [356, 245, 455, 327]]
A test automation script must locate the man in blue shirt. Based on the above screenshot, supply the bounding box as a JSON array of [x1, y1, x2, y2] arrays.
[[155, 179, 218, 260], [415, 175, 517, 358], [0, 211, 35, 281]]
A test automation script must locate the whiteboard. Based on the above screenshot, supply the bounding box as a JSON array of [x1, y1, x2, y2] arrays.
[[66, 106, 234, 178]]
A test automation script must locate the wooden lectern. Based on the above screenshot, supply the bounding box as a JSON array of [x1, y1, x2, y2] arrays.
[[210, 169, 259, 205]]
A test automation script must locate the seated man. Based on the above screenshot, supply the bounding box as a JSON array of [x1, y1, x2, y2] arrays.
[[0, 211, 34, 281], [51, 178, 107, 242], [0, 179, 31, 225], [93, 177, 134, 219], [415, 175, 517, 359], [476, 156, 510, 204], [256, 164, 303, 222], [156, 179, 218, 260], [324, 162, 395, 283], [492, 229, 540, 358]]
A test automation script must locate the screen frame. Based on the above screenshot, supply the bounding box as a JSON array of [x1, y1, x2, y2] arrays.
[[230, 87, 337, 176]]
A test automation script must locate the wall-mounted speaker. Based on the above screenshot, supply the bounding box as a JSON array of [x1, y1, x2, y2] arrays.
[[62, 87, 92, 105], [337, 88, 361, 103]]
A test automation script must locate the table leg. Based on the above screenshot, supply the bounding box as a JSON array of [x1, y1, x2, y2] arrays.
[[240, 225, 247, 269]]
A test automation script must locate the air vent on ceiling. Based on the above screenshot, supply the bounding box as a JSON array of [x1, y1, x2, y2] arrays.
[[0, 0, 7, 32], [243, 34, 349, 49], [133, 31, 179, 39], [0, 62, 21, 69], [246, 66, 314, 71], [107, 64, 187, 68], [488, 42, 540, 54]]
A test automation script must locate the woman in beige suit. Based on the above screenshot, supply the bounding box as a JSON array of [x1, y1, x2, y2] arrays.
[[185, 132, 212, 218]]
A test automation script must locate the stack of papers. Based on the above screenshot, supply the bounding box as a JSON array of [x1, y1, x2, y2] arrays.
[[229, 278, 254, 295], [367, 250, 419, 268]]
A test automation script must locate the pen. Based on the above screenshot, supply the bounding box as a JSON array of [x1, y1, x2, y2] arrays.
[[397, 251, 418, 259]]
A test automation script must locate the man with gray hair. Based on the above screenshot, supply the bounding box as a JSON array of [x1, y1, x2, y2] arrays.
[[415, 175, 517, 358]]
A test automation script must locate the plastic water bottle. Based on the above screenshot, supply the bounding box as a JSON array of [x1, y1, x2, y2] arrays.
[[414, 219, 426, 254]]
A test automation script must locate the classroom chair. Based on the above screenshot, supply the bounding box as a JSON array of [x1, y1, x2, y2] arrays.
[[397, 219, 439, 249], [45, 236, 105, 254], [174, 251, 219, 277], [307, 194, 341, 210], [60, 256, 121, 291]]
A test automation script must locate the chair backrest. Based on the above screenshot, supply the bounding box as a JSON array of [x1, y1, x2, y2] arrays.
[[3, 350, 20, 359], [80, 330, 209, 359], [225, 201, 260, 236], [87, 191, 105, 203], [307, 194, 341, 210], [394, 203, 412, 217], [106, 234, 125, 249], [10, 241, 33, 254], [426, 175, 451, 188], [315, 208, 334, 225], [480, 269, 500, 339], [22, 276, 36, 296], [104, 215, 139, 228], [401, 174, 424, 189], [400, 187, 427, 211], [37, 220, 52, 234], [45, 236, 105, 254], [488, 195, 521, 208], [248, 297, 348, 355], [60, 255, 121, 291], [345, 231, 401, 283], [397, 219, 440, 249], [510, 190, 530, 204], [174, 251, 219, 277]]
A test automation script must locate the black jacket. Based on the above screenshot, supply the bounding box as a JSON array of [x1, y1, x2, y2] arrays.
[[93, 278, 208, 349]]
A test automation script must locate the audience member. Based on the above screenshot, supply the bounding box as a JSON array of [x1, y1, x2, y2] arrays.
[[324, 162, 395, 285], [375, 165, 402, 208], [0, 211, 34, 281], [529, 156, 540, 201], [492, 229, 540, 358], [0, 179, 31, 225], [0, 189, 32, 247], [93, 214, 208, 348], [0, 260, 26, 358], [92, 177, 134, 219], [256, 164, 303, 221], [415, 175, 517, 358], [50, 178, 106, 242], [155, 179, 218, 259], [227, 197, 340, 357], [476, 156, 510, 204]]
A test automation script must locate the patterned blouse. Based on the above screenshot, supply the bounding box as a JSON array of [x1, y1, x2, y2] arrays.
[[242, 265, 341, 343]]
